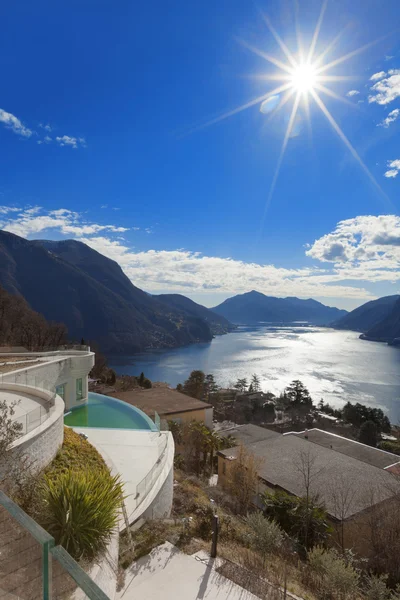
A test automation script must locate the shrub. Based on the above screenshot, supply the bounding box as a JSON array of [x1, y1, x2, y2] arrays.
[[364, 574, 391, 600], [46, 427, 108, 480], [42, 468, 123, 560], [378, 441, 400, 456], [246, 512, 284, 557], [308, 546, 360, 599], [262, 490, 331, 550]]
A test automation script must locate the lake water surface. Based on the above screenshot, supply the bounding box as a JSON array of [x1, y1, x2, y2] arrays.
[[109, 326, 400, 421]]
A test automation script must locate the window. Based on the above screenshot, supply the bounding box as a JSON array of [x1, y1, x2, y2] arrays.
[[76, 378, 83, 401], [56, 384, 66, 401]]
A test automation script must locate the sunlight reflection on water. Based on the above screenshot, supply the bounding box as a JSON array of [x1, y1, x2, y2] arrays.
[[109, 326, 400, 421]]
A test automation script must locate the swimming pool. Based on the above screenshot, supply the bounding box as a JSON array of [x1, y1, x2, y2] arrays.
[[64, 392, 158, 431]]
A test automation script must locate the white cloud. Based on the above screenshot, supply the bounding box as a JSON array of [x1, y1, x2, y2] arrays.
[[370, 71, 386, 82], [77, 235, 374, 300], [0, 108, 33, 138], [55, 135, 86, 149], [39, 123, 52, 132], [0, 206, 20, 215], [346, 90, 359, 97], [2, 208, 399, 302], [306, 216, 400, 285], [0, 206, 129, 238], [384, 159, 400, 178], [379, 108, 400, 128], [369, 69, 400, 105]]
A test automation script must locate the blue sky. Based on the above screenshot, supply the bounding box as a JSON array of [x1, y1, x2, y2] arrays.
[[1, 0, 400, 310]]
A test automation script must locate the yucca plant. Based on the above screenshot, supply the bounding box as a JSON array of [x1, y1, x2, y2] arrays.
[[42, 468, 124, 560]]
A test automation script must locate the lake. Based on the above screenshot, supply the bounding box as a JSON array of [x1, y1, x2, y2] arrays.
[[109, 326, 400, 422]]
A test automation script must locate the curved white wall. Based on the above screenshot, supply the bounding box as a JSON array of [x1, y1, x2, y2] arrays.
[[3, 384, 65, 471]]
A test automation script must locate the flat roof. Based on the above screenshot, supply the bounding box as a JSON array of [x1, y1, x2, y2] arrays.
[[219, 434, 400, 519], [109, 388, 212, 417], [288, 429, 400, 470]]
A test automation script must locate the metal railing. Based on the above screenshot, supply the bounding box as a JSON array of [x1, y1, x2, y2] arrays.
[[0, 490, 110, 600]]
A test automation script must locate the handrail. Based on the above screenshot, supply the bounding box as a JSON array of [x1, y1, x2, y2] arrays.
[[50, 545, 110, 600], [0, 490, 111, 599], [135, 432, 169, 509]]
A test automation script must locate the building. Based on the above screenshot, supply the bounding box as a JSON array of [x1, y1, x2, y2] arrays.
[[0, 346, 94, 471], [218, 424, 400, 555], [0, 346, 94, 411], [110, 386, 213, 428]]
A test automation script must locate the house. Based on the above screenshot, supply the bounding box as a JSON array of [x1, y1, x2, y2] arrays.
[[0, 346, 94, 471], [218, 424, 400, 556], [110, 387, 213, 428]]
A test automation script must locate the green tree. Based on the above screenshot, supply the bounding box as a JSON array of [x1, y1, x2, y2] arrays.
[[205, 373, 219, 397], [284, 380, 313, 424], [342, 402, 391, 434], [234, 378, 248, 393], [359, 420, 379, 447], [262, 490, 330, 550], [250, 374, 261, 392], [182, 370, 206, 399], [139, 372, 145, 386]]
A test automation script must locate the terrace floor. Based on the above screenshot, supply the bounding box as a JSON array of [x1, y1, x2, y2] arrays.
[[70, 428, 172, 528], [0, 389, 49, 434], [118, 542, 260, 600]]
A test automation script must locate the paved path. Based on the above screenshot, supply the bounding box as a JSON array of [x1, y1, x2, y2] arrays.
[[118, 542, 261, 600]]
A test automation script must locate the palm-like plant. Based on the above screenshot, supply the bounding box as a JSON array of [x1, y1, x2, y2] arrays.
[[42, 469, 124, 560]]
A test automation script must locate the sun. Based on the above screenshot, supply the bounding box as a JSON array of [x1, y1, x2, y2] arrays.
[[290, 63, 318, 93], [193, 2, 390, 213]]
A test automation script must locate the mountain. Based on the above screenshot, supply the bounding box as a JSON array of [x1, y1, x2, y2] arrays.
[[360, 297, 400, 344], [155, 293, 235, 335], [332, 295, 400, 333], [0, 231, 213, 353], [211, 290, 347, 325]]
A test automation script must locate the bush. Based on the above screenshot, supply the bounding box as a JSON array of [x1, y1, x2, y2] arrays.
[[246, 512, 284, 557], [308, 546, 360, 599], [378, 441, 400, 456], [42, 468, 123, 560], [262, 490, 331, 550], [46, 427, 108, 480]]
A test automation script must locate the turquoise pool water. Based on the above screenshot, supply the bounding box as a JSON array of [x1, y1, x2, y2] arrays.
[[64, 392, 157, 430]]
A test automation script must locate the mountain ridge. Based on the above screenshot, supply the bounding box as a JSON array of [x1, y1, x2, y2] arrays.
[[211, 290, 347, 325], [331, 295, 400, 334], [154, 293, 235, 336], [0, 232, 214, 353]]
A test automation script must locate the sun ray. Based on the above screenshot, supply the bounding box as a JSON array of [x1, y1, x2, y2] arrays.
[[261, 13, 298, 69], [270, 88, 298, 118], [261, 92, 302, 224], [314, 83, 361, 109], [307, 0, 328, 64], [313, 25, 349, 69], [249, 73, 292, 82], [184, 83, 293, 135], [310, 89, 392, 208], [237, 38, 295, 75], [317, 75, 359, 82], [302, 90, 313, 144], [316, 33, 391, 75], [293, 0, 304, 64]]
